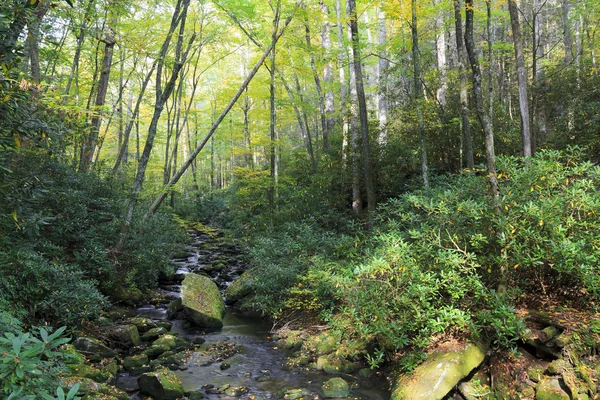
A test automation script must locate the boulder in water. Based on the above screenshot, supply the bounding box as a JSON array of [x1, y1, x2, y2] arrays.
[[535, 378, 570, 400], [181, 273, 225, 328], [391, 341, 488, 400], [138, 368, 184, 400], [225, 268, 255, 304], [322, 377, 350, 398]]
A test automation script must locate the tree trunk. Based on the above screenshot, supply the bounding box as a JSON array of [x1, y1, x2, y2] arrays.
[[63, 0, 94, 105], [411, 0, 429, 187], [508, 0, 532, 157], [292, 74, 317, 173], [454, 0, 474, 169], [269, 1, 281, 230], [348, 0, 376, 219], [321, 1, 335, 146], [337, 0, 349, 195], [79, 24, 116, 172], [112, 60, 157, 173], [377, 5, 388, 145], [346, 0, 361, 215], [465, 0, 499, 206], [561, 0, 572, 64], [303, 14, 328, 154]]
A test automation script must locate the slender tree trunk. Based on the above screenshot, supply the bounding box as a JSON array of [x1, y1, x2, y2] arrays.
[[411, 0, 429, 187], [113, 60, 157, 173], [508, 0, 532, 157], [454, 0, 474, 169], [303, 15, 328, 154], [465, 0, 499, 205], [80, 24, 116, 172], [292, 74, 317, 172], [377, 5, 388, 145], [321, 1, 335, 145], [346, 0, 361, 215], [337, 0, 349, 195], [64, 0, 94, 104], [487, 0, 493, 123], [348, 0, 376, 219], [268, 1, 281, 230], [562, 0, 572, 64]]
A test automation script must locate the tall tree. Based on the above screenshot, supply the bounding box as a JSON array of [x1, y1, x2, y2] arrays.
[[348, 0, 376, 220], [454, 0, 474, 168], [321, 1, 335, 147], [411, 0, 429, 187], [79, 21, 116, 172], [465, 0, 499, 204], [507, 0, 532, 157], [377, 5, 388, 145]]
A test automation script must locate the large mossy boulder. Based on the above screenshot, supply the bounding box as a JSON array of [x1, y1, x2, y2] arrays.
[[137, 368, 184, 400], [181, 273, 225, 328], [224, 268, 255, 304], [322, 377, 350, 398], [73, 337, 117, 361], [391, 341, 488, 400]]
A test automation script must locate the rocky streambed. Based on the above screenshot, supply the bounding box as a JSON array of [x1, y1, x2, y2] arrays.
[[63, 224, 389, 400]]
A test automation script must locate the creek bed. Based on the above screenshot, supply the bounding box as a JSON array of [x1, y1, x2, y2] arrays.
[[117, 228, 389, 399]]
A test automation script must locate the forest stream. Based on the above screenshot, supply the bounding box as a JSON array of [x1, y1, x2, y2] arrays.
[[115, 227, 389, 400]]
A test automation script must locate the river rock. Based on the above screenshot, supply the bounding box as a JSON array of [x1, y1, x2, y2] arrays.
[[123, 354, 149, 371], [138, 368, 184, 400], [535, 378, 570, 400], [181, 273, 225, 328], [142, 327, 169, 341], [107, 324, 140, 348], [167, 298, 183, 320], [316, 356, 356, 375], [225, 268, 255, 304], [129, 317, 158, 333], [391, 341, 488, 400], [322, 377, 350, 398], [73, 337, 117, 361]]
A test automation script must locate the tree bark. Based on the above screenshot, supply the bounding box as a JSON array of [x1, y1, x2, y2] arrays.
[[348, 0, 376, 220], [337, 0, 349, 195], [269, 1, 281, 230], [507, 0, 532, 157], [321, 1, 335, 145], [79, 24, 116, 172], [377, 5, 388, 145], [346, 0, 361, 215], [411, 0, 429, 187], [454, 0, 474, 169], [561, 0, 572, 64], [465, 0, 499, 206]]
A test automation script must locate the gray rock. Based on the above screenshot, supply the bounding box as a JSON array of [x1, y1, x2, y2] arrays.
[[73, 337, 117, 361]]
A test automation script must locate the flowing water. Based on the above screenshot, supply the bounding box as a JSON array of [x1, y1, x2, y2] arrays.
[[119, 229, 389, 400]]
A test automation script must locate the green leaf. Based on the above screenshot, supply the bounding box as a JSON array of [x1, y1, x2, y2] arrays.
[[66, 383, 80, 400]]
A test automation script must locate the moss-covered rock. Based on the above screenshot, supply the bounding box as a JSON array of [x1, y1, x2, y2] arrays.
[[316, 356, 356, 375], [128, 317, 158, 333], [109, 286, 144, 306], [138, 368, 184, 400], [167, 298, 183, 320], [535, 378, 570, 400], [60, 344, 85, 366], [181, 273, 225, 328], [144, 344, 171, 358], [69, 363, 112, 383], [322, 377, 350, 398], [153, 334, 177, 350], [107, 324, 140, 348], [142, 327, 169, 342], [123, 353, 149, 371], [73, 337, 117, 361], [391, 341, 488, 400], [224, 268, 255, 304]]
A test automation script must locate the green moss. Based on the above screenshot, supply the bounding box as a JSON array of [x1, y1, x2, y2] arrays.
[[181, 273, 225, 328]]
